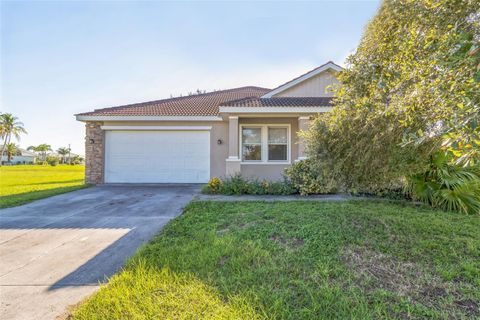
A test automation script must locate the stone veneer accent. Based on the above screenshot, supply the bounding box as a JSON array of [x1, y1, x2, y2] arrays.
[[85, 121, 104, 184]]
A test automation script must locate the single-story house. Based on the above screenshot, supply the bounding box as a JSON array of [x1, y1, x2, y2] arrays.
[[76, 61, 342, 184], [1, 148, 37, 165]]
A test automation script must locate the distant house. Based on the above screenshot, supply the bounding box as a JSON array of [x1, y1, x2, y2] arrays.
[[1, 148, 37, 165]]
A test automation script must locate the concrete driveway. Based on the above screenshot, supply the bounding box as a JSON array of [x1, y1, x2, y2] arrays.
[[0, 185, 199, 320]]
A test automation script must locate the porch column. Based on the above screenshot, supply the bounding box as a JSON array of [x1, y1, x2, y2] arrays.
[[297, 116, 310, 161], [225, 116, 241, 176]]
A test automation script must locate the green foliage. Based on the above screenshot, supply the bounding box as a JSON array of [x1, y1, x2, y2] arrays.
[[70, 154, 84, 165], [5, 143, 18, 162], [284, 158, 339, 195], [202, 174, 297, 195], [406, 152, 480, 214], [46, 155, 59, 166], [304, 0, 480, 202], [0, 113, 27, 164], [27, 143, 52, 162], [218, 174, 250, 195], [57, 147, 71, 164]]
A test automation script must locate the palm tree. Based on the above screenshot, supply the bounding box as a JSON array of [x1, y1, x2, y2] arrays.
[[57, 147, 71, 164], [0, 113, 27, 165], [5, 143, 18, 163], [27, 144, 52, 162]]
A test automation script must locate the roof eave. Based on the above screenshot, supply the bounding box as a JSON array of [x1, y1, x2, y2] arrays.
[[218, 106, 332, 113], [261, 62, 343, 98], [75, 115, 224, 122]]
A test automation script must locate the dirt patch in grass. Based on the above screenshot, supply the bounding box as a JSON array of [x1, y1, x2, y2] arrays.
[[218, 255, 229, 267], [216, 220, 258, 236], [216, 227, 230, 236], [237, 221, 256, 229], [342, 246, 479, 317], [269, 234, 304, 249]]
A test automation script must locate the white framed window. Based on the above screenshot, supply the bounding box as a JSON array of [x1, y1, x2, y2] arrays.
[[240, 124, 290, 163], [241, 127, 262, 161]]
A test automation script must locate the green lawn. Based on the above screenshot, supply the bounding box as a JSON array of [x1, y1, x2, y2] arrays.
[[71, 201, 479, 320], [0, 165, 87, 208]]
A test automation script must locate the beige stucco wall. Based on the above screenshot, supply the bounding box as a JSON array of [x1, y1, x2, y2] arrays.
[[273, 70, 340, 97], [240, 164, 290, 181], [102, 120, 228, 178], [89, 117, 301, 182]]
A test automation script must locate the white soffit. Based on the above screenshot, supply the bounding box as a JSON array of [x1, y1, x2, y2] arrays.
[[101, 125, 212, 131]]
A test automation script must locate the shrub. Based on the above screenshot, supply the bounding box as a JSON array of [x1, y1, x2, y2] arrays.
[[263, 179, 297, 195], [208, 177, 221, 193], [202, 177, 222, 194], [284, 158, 339, 196], [46, 156, 59, 166], [201, 174, 297, 196], [218, 174, 250, 195], [406, 152, 480, 214]]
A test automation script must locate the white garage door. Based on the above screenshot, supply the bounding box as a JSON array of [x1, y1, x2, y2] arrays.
[[104, 130, 210, 183]]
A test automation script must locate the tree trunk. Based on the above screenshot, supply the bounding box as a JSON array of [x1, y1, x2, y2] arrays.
[[0, 135, 10, 166]]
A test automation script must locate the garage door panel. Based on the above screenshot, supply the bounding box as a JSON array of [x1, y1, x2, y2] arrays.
[[105, 131, 210, 183]]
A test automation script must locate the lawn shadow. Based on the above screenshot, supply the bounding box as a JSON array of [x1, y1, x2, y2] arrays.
[[21, 179, 85, 186], [0, 185, 88, 208]]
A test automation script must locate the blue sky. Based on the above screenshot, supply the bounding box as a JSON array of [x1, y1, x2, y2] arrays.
[[1, 0, 379, 155]]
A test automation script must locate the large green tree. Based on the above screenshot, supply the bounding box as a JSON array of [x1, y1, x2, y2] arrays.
[[57, 147, 71, 164], [27, 144, 52, 162], [305, 0, 480, 194], [5, 143, 18, 163], [0, 113, 27, 165]]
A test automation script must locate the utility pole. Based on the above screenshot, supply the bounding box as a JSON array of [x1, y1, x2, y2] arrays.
[[68, 144, 71, 165]]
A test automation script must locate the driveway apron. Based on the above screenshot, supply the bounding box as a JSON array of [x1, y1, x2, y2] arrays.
[[0, 185, 198, 320]]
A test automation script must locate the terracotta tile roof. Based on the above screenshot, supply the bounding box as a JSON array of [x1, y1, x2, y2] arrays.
[[77, 86, 270, 117], [221, 97, 333, 107]]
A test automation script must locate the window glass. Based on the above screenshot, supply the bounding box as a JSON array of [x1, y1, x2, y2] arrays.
[[242, 145, 262, 161], [268, 145, 287, 160], [268, 128, 287, 144], [242, 128, 261, 144], [268, 127, 287, 161], [242, 127, 262, 161]]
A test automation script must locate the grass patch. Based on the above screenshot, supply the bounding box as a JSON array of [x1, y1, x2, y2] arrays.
[[70, 201, 480, 319], [0, 165, 86, 208]]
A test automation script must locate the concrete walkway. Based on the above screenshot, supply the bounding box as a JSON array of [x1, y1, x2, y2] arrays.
[[0, 185, 199, 320], [194, 193, 353, 202]]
